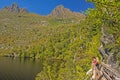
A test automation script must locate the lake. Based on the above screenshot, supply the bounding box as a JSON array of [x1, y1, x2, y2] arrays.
[[0, 57, 43, 80]]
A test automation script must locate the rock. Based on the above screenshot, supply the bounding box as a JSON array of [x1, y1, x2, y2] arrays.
[[20, 8, 28, 13], [49, 5, 85, 19], [1, 3, 28, 13], [9, 3, 20, 12], [101, 27, 115, 45], [99, 27, 120, 73]]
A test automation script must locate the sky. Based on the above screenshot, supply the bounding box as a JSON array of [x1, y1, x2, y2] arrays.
[[0, 0, 94, 15]]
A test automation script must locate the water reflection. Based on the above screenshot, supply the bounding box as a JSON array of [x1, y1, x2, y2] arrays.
[[0, 57, 43, 80]]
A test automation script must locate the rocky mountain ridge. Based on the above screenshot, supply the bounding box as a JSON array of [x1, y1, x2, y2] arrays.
[[49, 5, 85, 19], [0, 3, 85, 19], [1, 3, 28, 13]]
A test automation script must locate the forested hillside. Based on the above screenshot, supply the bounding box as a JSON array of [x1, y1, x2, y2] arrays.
[[36, 0, 120, 79], [0, 0, 119, 80], [87, 0, 120, 72]]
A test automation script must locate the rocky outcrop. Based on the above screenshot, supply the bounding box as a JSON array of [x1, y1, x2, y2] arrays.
[[99, 27, 120, 73], [19, 8, 28, 13], [1, 3, 28, 13], [49, 5, 85, 19]]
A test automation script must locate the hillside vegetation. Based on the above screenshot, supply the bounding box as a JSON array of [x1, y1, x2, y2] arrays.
[[0, 0, 119, 79]]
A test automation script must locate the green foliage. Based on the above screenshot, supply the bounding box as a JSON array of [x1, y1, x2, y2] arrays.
[[87, 0, 120, 69], [0, 0, 119, 79]]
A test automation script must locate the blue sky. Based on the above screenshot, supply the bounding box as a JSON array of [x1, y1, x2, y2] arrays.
[[0, 0, 94, 15]]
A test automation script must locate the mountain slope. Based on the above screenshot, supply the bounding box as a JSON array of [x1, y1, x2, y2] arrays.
[[0, 3, 94, 80], [0, 4, 86, 56]]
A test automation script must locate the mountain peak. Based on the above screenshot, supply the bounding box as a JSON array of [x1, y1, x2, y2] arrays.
[[1, 3, 28, 13], [49, 5, 85, 19], [56, 5, 64, 9], [12, 3, 19, 7], [49, 5, 71, 18], [12, 3, 19, 8], [9, 3, 19, 12]]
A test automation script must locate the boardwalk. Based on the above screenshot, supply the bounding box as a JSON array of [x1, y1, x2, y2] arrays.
[[85, 62, 120, 80]]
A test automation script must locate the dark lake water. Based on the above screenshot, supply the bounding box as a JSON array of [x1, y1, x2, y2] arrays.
[[0, 57, 43, 80]]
